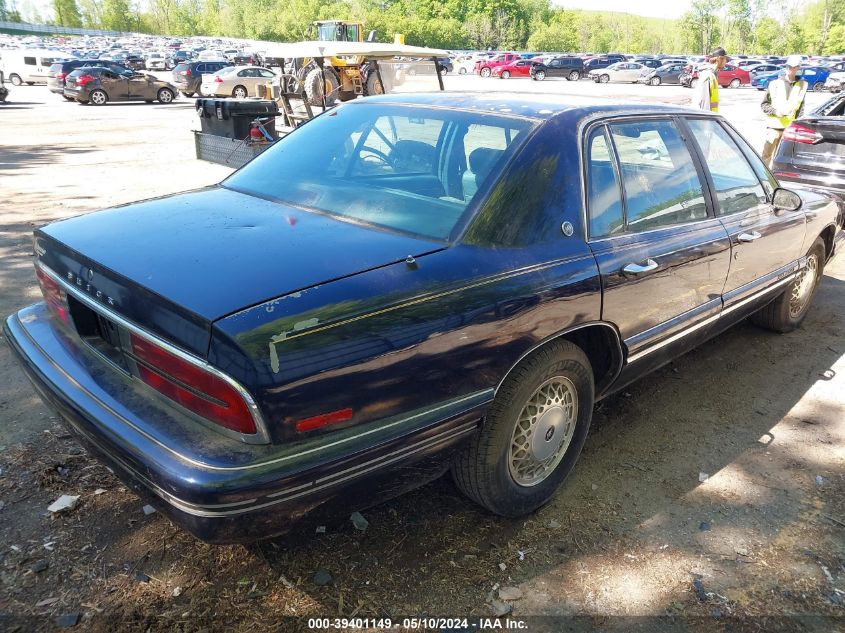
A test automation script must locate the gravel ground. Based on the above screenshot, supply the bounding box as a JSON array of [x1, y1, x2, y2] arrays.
[[0, 76, 843, 632]]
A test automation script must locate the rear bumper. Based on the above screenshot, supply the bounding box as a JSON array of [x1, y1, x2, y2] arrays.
[[3, 305, 485, 543]]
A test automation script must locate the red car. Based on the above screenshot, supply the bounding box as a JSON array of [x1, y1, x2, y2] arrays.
[[475, 53, 520, 78], [685, 63, 751, 88], [491, 59, 537, 79]]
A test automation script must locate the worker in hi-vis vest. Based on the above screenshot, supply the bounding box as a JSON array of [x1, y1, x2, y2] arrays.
[[761, 55, 808, 167], [693, 47, 727, 112]]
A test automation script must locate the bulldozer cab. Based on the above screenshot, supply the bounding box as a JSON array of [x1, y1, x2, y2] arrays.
[[313, 21, 364, 43]]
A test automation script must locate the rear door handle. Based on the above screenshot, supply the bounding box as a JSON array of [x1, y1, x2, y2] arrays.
[[622, 259, 658, 274], [737, 231, 762, 243]]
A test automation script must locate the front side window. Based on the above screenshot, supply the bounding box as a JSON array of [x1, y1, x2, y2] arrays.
[[686, 118, 767, 215], [608, 119, 707, 232], [224, 104, 535, 240]]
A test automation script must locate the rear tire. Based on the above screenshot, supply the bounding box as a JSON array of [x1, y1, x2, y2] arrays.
[[304, 66, 339, 106], [568, 70, 580, 81], [534, 70, 546, 81], [480, 67, 491, 78], [157, 88, 174, 103], [452, 340, 594, 517], [501, 70, 510, 79], [813, 81, 825, 92], [232, 85, 247, 98], [650, 76, 661, 86], [89, 89, 107, 105], [729, 78, 741, 88], [459, 67, 467, 75], [750, 237, 825, 333]]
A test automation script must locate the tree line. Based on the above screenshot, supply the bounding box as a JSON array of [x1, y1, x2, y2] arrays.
[[10, 0, 845, 55]]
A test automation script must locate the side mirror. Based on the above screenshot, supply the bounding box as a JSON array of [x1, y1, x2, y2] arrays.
[[772, 187, 803, 211]]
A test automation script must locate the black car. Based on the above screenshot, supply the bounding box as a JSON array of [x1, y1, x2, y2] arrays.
[[124, 54, 146, 71], [47, 60, 98, 98], [79, 60, 135, 77], [772, 92, 845, 192], [436, 57, 454, 74], [167, 50, 194, 70], [172, 60, 232, 96], [634, 58, 664, 69], [639, 62, 687, 86], [530, 56, 585, 81], [4, 94, 842, 544], [63, 67, 178, 105], [583, 54, 626, 73]]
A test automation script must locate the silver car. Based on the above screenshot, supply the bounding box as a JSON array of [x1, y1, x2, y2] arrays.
[[589, 62, 647, 84], [199, 65, 277, 98]]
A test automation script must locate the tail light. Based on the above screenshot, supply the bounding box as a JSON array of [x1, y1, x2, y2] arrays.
[[214, 75, 223, 82], [76, 74, 95, 86], [782, 122, 823, 144], [128, 333, 257, 435], [35, 266, 69, 324], [56, 72, 68, 81], [183, 69, 191, 76]]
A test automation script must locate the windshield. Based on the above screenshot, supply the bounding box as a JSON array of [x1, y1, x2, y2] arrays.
[[224, 104, 535, 241]]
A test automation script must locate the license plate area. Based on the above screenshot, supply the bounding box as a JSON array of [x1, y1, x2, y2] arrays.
[[67, 294, 131, 373]]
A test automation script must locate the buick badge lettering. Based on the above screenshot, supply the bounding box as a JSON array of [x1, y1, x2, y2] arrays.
[[67, 270, 116, 307]]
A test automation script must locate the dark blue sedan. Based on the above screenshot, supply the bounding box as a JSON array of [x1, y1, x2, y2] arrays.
[[752, 65, 833, 91], [5, 93, 843, 542]]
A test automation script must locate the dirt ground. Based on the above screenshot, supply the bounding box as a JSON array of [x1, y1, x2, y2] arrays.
[[0, 79, 843, 633]]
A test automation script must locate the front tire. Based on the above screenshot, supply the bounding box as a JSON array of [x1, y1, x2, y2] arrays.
[[480, 67, 492, 78], [750, 237, 825, 333], [9, 73, 22, 86], [650, 76, 661, 86], [452, 340, 594, 517], [599, 74, 610, 83], [813, 81, 825, 92], [534, 70, 546, 81], [304, 66, 339, 106], [157, 88, 174, 103], [501, 70, 510, 79], [729, 78, 741, 88], [458, 67, 467, 75]]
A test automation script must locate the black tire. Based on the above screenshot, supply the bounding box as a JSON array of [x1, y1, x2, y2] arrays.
[[501, 70, 510, 79], [750, 237, 826, 333], [452, 340, 594, 517], [304, 66, 339, 106], [813, 81, 825, 92], [480, 67, 492, 78], [365, 70, 385, 95], [89, 89, 108, 105], [459, 67, 467, 75], [534, 70, 546, 81], [729, 78, 741, 88], [232, 85, 247, 98], [568, 70, 580, 81], [650, 76, 661, 86], [157, 88, 174, 103], [9, 73, 22, 86], [599, 74, 610, 83]]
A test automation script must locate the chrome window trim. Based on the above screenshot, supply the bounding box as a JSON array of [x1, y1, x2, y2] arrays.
[[36, 261, 272, 445]]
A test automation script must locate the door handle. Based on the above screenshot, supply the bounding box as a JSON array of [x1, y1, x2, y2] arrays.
[[622, 259, 658, 274], [737, 231, 762, 243]]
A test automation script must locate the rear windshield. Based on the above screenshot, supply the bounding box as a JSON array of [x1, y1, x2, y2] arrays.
[[224, 104, 535, 241], [174, 63, 190, 72]]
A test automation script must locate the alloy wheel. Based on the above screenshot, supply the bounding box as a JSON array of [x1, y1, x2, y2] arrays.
[[508, 376, 578, 487], [789, 254, 819, 318]]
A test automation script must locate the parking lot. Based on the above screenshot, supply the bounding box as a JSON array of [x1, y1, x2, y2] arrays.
[[1, 76, 844, 631]]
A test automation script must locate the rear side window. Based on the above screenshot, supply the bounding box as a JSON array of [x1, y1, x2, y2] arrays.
[[587, 127, 624, 238], [24, 56, 36, 65], [607, 119, 707, 232], [686, 118, 767, 214]]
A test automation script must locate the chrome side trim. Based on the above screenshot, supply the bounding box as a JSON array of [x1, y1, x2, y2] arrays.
[[495, 321, 624, 395], [626, 272, 797, 363], [37, 261, 272, 445], [15, 308, 491, 474]]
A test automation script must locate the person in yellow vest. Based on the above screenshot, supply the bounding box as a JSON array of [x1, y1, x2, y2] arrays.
[[693, 47, 727, 112], [760, 55, 808, 167]]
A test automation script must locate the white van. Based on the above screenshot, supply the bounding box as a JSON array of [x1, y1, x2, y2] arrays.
[[0, 49, 70, 85]]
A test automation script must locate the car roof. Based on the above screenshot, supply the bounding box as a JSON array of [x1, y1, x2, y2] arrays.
[[350, 92, 700, 121]]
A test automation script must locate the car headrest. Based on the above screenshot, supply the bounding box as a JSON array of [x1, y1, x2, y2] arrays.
[[468, 147, 505, 175], [391, 140, 436, 172]]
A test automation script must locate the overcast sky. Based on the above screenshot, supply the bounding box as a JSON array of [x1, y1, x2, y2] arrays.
[[553, 0, 693, 19]]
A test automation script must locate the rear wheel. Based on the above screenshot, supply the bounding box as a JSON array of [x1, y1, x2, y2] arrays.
[[568, 70, 580, 81], [501, 70, 510, 79], [458, 67, 467, 75], [157, 88, 174, 103], [232, 85, 247, 98], [813, 81, 825, 92], [452, 340, 594, 517], [750, 237, 825, 333], [534, 70, 546, 81], [650, 76, 661, 86], [304, 66, 339, 106], [599, 74, 610, 83], [9, 73, 22, 86], [89, 89, 108, 105], [729, 78, 741, 88], [480, 67, 492, 78], [365, 70, 385, 96]]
